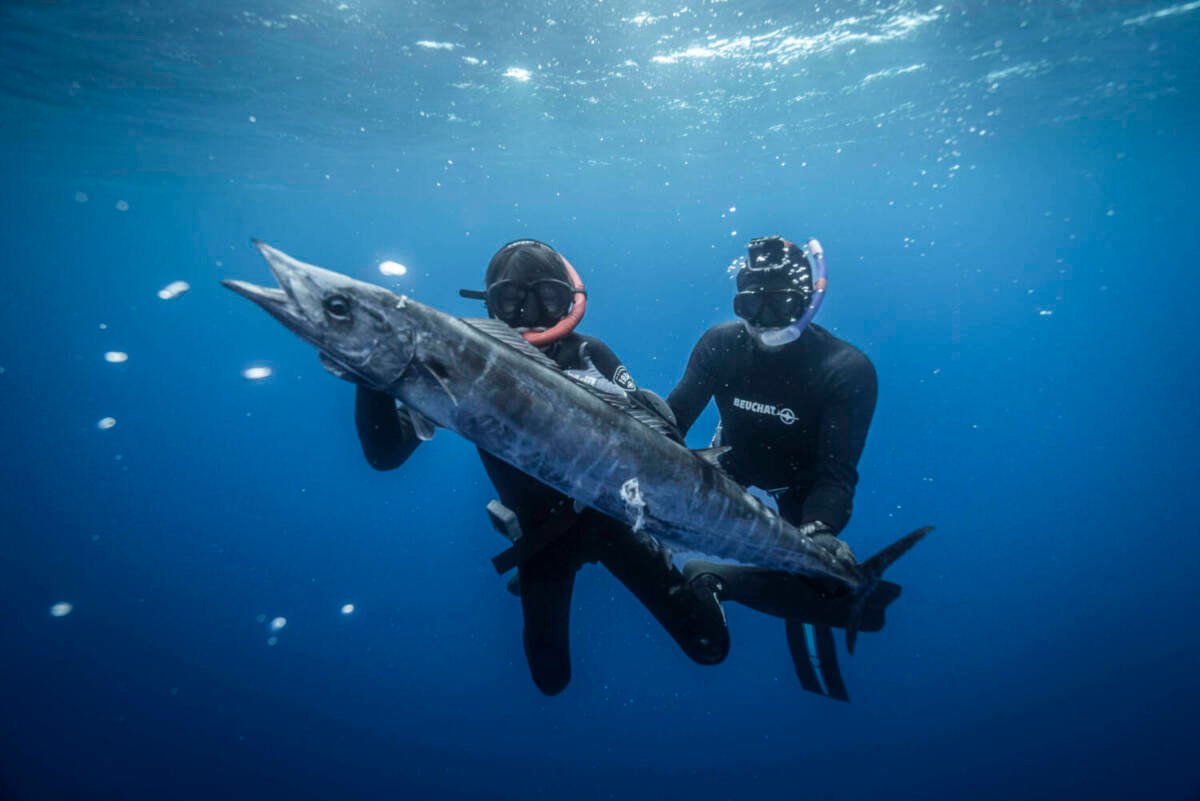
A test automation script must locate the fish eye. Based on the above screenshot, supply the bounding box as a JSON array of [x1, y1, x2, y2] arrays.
[[324, 295, 351, 320]]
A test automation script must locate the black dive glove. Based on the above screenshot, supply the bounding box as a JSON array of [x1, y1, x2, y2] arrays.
[[798, 521, 857, 568]]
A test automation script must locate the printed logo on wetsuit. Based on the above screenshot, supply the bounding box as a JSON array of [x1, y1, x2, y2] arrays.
[[732, 396, 796, 425], [612, 366, 637, 392]]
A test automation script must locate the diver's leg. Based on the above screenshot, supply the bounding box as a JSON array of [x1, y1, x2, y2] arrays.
[[586, 516, 730, 666], [517, 538, 578, 696]]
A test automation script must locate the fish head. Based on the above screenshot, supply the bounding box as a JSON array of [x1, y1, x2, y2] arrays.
[[224, 241, 416, 389]]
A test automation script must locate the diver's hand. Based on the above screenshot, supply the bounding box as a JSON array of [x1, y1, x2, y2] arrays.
[[811, 533, 856, 567], [799, 521, 857, 567]]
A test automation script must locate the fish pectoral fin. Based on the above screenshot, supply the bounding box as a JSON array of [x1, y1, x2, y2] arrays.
[[407, 409, 438, 442]]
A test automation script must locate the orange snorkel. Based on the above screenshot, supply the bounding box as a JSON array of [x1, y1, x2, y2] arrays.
[[521, 255, 586, 347]]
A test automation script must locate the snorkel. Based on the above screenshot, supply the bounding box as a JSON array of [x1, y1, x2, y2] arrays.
[[750, 238, 828, 348], [522, 255, 587, 347], [462, 242, 589, 348]]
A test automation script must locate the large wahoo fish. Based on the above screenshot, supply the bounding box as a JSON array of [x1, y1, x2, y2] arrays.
[[224, 242, 930, 650]]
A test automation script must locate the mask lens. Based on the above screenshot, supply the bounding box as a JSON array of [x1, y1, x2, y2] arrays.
[[735, 289, 805, 326], [733, 290, 765, 321], [534, 280, 573, 319], [765, 291, 803, 323], [487, 281, 527, 320]]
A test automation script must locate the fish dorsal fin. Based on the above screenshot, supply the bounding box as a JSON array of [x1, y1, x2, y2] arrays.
[[692, 445, 731, 467], [623, 405, 678, 439], [462, 318, 561, 371], [461, 317, 678, 440]]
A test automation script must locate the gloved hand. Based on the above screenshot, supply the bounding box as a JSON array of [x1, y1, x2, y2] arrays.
[[811, 533, 857, 568], [798, 521, 857, 568]]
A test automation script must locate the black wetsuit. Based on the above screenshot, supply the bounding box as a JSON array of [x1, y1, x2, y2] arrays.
[[668, 320, 877, 701], [356, 331, 729, 696], [667, 321, 877, 534]]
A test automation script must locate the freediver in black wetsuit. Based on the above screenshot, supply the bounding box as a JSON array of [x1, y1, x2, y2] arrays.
[[667, 235, 879, 701], [354, 239, 729, 695]]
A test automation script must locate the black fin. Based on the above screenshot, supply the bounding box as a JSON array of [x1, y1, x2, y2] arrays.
[[813, 625, 850, 702], [846, 526, 934, 654], [786, 619, 824, 695], [786, 620, 849, 702]]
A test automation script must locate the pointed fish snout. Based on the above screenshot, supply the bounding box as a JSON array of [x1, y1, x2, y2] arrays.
[[221, 278, 288, 308]]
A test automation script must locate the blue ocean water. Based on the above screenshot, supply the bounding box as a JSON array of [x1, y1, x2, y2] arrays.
[[2, 1, 1199, 799]]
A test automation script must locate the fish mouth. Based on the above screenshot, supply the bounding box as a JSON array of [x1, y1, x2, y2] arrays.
[[222, 278, 288, 309], [222, 240, 323, 331]]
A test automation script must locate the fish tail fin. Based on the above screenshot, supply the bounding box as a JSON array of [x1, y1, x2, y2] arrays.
[[845, 526, 934, 654]]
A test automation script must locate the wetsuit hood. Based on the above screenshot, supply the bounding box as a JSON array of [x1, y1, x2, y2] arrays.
[[485, 239, 571, 329]]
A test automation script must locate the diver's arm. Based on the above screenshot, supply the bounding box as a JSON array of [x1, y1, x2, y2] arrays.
[[581, 338, 683, 439], [578, 338, 639, 394], [666, 333, 720, 438], [800, 353, 878, 533], [354, 385, 421, 470]]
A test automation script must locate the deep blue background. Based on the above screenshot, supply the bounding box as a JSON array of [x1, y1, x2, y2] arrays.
[[2, 2, 1198, 800]]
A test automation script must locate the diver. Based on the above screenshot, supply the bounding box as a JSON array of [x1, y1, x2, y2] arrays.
[[666, 235, 878, 701], [352, 239, 730, 695]]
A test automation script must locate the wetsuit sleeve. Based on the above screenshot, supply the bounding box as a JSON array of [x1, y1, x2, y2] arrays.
[[666, 329, 722, 437], [578, 338, 639, 394], [800, 353, 878, 533], [581, 338, 683, 438], [354, 386, 421, 470]]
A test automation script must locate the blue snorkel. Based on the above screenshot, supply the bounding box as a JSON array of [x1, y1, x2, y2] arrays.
[[751, 238, 828, 348]]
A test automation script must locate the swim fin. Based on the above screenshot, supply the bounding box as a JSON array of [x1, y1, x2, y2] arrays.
[[786, 620, 850, 702]]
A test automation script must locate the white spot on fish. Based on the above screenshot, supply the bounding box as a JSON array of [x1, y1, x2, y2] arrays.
[[242, 366, 272, 380], [340, 603, 355, 615], [50, 602, 73, 617], [620, 478, 647, 533], [269, 616, 287, 632], [157, 280, 191, 300], [97, 416, 116, 430], [104, 351, 128, 363]]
